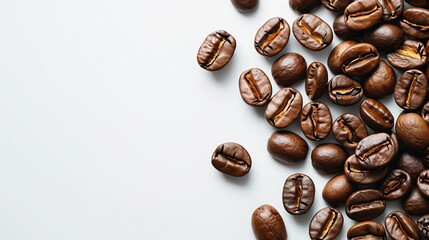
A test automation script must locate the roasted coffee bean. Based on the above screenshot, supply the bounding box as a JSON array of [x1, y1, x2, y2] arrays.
[[306, 62, 328, 100], [321, 0, 351, 11], [390, 132, 400, 158], [265, 87, 302, 128], [398, 152, 427, 182], [255, 17, 290, 57], [378, 0, 403, 22], [418, 169, 429, 198], [387, 40, 428, 70], [364, 24, 404, 52], [323, 174, 356, 206], [333, 14, 358, 39], [300, 102, 332, 141], [359, 99, 394, 132], [328, 75, 363, 106], [363, 60, 396, 99], [380, 169, 412, 200], [197, 30, 236, 71], [328, 40, 359, 74], [211, 142, 251, 177], [421, 101, 429, 126], [272, 53, 307, 86], [417, 215, 429, 239], [344, 0, 383, 31], [347, 221, 387, 240], [312, 144, 347, 174], [400, 7, 429, 39], [231, 0, 258, 12], [345, 189, 386, 221], [309, 207, 343, 240], [385, 211, 420, 240], [267, 130, 308, 164], [405, 0, 429, 7], [402, 187, 429, 216], [333, 113, 368, 149], [252, 205, 287, 240], [396, 113, 429, 151], [239, 68, 272, 107], [340, 43, 380, 77], [355, 133, 396, 169], [394, 69, 428, 110], [292, 14, 333, 51], [344, 154, 388, 184], [289, 0, 321, 13], [283, 173, 315, 215]]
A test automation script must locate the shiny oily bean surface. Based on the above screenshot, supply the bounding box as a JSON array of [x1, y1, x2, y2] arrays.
[[252, 205, 287, 240], [211, 142, 251, 177], [333, 113, 368, 149], [344, 0, 383, 31], [267, 130, 308, 164], [421, 101, 429, 126], [400, 7, 429, 39], [239, 68, 272, 106], [306, 62, 328, 100], [289, 0, 320, 13], [355, 133, 396, 169], [360, 99, 394, 132], [328, 40, 358, 75], [333, 14, 358, 39], [364, 24, 404, 52], [255, 17, 290, 57], [402, 187, 429, 216], [231, 0, 258, 12], [345, 189, 386, 221], [300, 102, 332, 141], [380, 169, 411, 200], [282, 173, 315, 215], [323, 174, 356, 206], [398, 152, 427, 182], [328, 74, 363, 106], [405, 0, 429, 7], [418, 215, 429, 239], [418, 169, 429, 198], [377, 0, 403, 22], [292, 14, 333, 51], [387, 40, 428, 70], [385, 211, 420, 240], [321, 0, 351, 11], [265, 87, 302, 128], [309, 207, 343, 240], [312, 144, 347, 174], [363, 60, 396, 99], [396, 113, 429, 151], [347, 221, 387, 240], [394, 69, 427, 110], [344, 154, 388, 185], [197, 30, 236, 71], [340, 43, 380, 77], [272, 53, 307, 86]]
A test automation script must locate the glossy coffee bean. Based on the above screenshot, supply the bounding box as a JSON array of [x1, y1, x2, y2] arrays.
[[400, 7, 429, 39], [360, 99, 394, 132], [328, 40, 358, 75], [252, 205, 287, 240], [323, 174, 356, 206], [390, 132, 400, 158], [265, 87, 302, 128], [283, 173, 315, 215], [387, 40, 428, 70], [421, 101, 429, 126], [346, 189, 386, 221], [333, 113, 368, 149], [231, 0, 258, 12], [344, 0, 383, 31], [197, 30, 236, 71], [255, 17, 290, 57], [394, 69, 427, 110], [239, 68, 272, 106], [417, 215, 429, 239], [340, 43, 380, 77], [292, 14, 333, 51], [211, 142, 251, 177], [309, 207, 343, 240], [364, 24, 404, 52], [377, 0, 403, 22], [267, 130, 308, 164], [380, 169, 411, 200], [402, 187, 429, 216], [418, 169, 429, 198], [344, 154, 388, 185], [405, 0, 429, 7], [363, 60, 396, 99], [321, 0, 351, 12], [398, 152, 427, 182], [385, 211, 420, 240], [347, 221, 387, 240], [272, 53, 307, 86], [305, 62, 328, 100], [300, 102, 332, 141], [289, 0, 320, 13], [333, 14, 358, 39], [312, 144, 347, 174], [328, 75, 363, 106], [396, 113, 429, 151]]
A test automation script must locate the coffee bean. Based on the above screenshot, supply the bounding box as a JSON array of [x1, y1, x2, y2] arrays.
[[283, 173, 315, 215], [402, 187, 429, 216], [305, 62, 328, 100], [364, 24, 404, 52], [398, 152, 427, 182], [340, 42, 380, 76], [363, 60, 396, 99], [321, 0, 352, 12], [421, 101, 429, 126], [380, 169, 412, 200], [390, 131, 400, 158], [387, 40, 428, 70], [394, 69, 428, 110], [405, 0, 429, 7], [267, 130, 308, 164], [417, 215, 429, 239], [231, 0, 258, 12], [312, 144, 347, 174], [377, 0, 403, 22], [396, 113, 429, 151], [346, 189, 386, 221], [328, 40, 359, 74], [344, 0, 383, 31], [265, 87, 302, 128], [344, 154, 388, 184], [356, 133, 396, 169], [197, 30, 236, 71], [360, 99, 394, 131], [292, 14, 333, 51], [347, 221, 387, 240], [328, 74, 363, 106], [211, 142, 251, 177], [333, 113, 368, 149], [385, 211, 420, 240], [333, 14, 358, 39], [323, 174, 356, 206], [418, 169, 429, 198], [289, 0, 321, 13], [400, 7, 429, 39], [272, 53, 307, 86], [239, 68, 272, 106], [252, 205, 287, 240], [300, 102, 332, 141], [309, 207, 343, 240], [255, 17, 290, 57]]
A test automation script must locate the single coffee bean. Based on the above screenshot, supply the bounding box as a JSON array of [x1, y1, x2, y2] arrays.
[[283, 173, 315, 215], [300, 102, 332, 141], [347, 221, 387, 240], [255, 17, 290, 57], [321, 0, 351, 11], [396, 113, 429, 151], [405, 0, 429, 7], [385, 211, 420, 240], [231, 0, 258, 12], [267, 130, 308, 164], [239, 68, 272, 107], [305, 62, 328, 100], [197, 30, 236, 71], [328, 40, 359, 74], [400, 7, 429, 39], [312, 144, 347, 174], [333, 113, 368, 149], [345, 189, 386, 221], [309, 207, 343, 240], [363, 60, 396, 99], [364, 24, 404, 52], [380, 169, 412, 200], [289, 0, 321, 13], [328, 74, 363, 106], [418, 169, 429, 198], [333, 14, 358, 39], [340, 42, 380, 77], [292, 14, 333, 51], [377, 0, 403, 22], [344, 154, 388, 184], [417, 215, 429, 239], [272, 53, 307, 86], [359, 99, 394, 132], [421, 101, 429, 126], [355, 133, 396, 169], [265, 87, 302, 128], [402, 187, 429, 216], [398, 152, 427, 182], [252, 204, 287, 240], [211, 142, 251, 177], [387, 40, 428, 70], [323, 174, 356, 206], [394, 69, 428, 110], [344, 0, 383, 31]]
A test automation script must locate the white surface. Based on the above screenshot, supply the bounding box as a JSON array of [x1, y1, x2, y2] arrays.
[[0, 0, 410, 239]]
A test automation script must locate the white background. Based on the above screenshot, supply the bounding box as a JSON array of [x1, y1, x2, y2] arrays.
[[0, 0, 416, 239]]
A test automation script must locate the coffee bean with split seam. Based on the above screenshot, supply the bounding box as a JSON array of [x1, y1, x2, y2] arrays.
[[328, 74, 363, 106], [255, 17, 290, 57], [355, 133, 396, 169], [283, 173, 315, 215], [333, 113, 368, 149], [377, 0, 403, 22], [306, 62, 328, 100], [385, 211, 420, 240], [387, 40, 428, 70], [400, 7, 429, 39], [321, 0, 352, 12], [344, 154, 388, 185], [394, 69, 427, 111], [345, 189, 386, 221], [417, 215, 429, 239], [328, 40, 359, 75], [239, 68, 272, 107], [211, 142, 251, 177], [300, 102, 332, 141], [309, 207, 343, 240], [380, 169, 412, 200], [418, 169, 429, 198], [265, 87, 303, 128], [197, 30, 236, 71], [344, 0, 383, 31], [340, 43, 380, 77], [421, 101, 429, 126], [347, 221, 387, 240], [359, 99, 394, 132], [292, 14, 333, 51]]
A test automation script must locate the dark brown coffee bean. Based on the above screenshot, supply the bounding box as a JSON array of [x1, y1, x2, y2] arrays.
[[418, 169, 429, 198], [328, 75, 363, 106], [211, 142, 251, 177], [400, 7, 429, 39], [378, 0, 404, 22], [347, 221, 387, 240], [394, 69, 428, 110], [306, 62, 328, 100], [333, 113, 368, 149], [267, 130, 308, 164], [323, 174, 356, 206], [385, 211, 420, 240], [197, 30, 236, 71], [380, 169, 412, 200], [344, 154, 388, 184], [289, 0, 321, 13], [231, 0, 258, 12], [398, 152, 427, 182], [346, 189, 386, 221], [328, 40, 359, 74], [356, 133, 396, 169], [364, 24, 404, 52], [340, 43, 380, 77], [396, 113, 429, 151], [292, 14, 333, 51], [255, 17, 290, 57], [402, 187, 429, 216], [387, 40, 428, 70], [359, 99, 394, 131], [272, 53, 307, 86], [344, 0, 383, 31], [309, 207, 343, 240], [363, 60, 396, 99], [312, 144, 347, 174], [283, 173, 315, 215], [405, 0, 429, 7], [265, 87, 302, 128], [390, 131, 400, 158], [333, 14, 358, 39], [417, 215, 429, 239], [239, 68, 272, 107], [421, 101, 429, 126], [252, 205, 287, 240], [300, 102, 332, 141], [321, 0, 352, 11]]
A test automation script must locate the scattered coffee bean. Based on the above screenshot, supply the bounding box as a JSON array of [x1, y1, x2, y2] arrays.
[[394, 69, 428, 110], [328, 74, 363, 106], [364, 24, 404, 52], [340, 42, 380, 76], [344, 154, 388, 184], [231, 0, 258, 12], [289, 0, 321, 13], [396, 113, 429, 151], [347, 221, 387, 240], [267, 130, 308, 164], [239, 68, 272, 107], [387, 40, 428, 70], [363, 60, 396, 99], [323, 174, 356, 206], [265, 87, 302, 128], [312, 143, 347, 174], [405, 0, 429, 7], [309, 207, 343, 240], [346, 189, 386, 221], [398, 152, 427, 182], [272, 53, 307, 86], [385, 211, 420, 240], [421, 101, 429, 126], [377, 0, 403, 22], [300, 102, 332, 141], [197, 30, 236, 71], [380, 169, 412, 200], [417, 215, 429, 239], [359, 99, 394, 132], [283, 173, 315, 215], [255, 17, 290, 57], [292, 14, 333, 51], [328, 40, 358, 74], [333, 14, 358, 39], [321, 0, 351, 11], [344, 0, 383, 31], [252, 204, 287, 240], [211, 142, 251, 177], [418, 169, 429, 198], [400, 7, 429, 39], [333, 113, 368, 149], [305, 62, 328, 100], [402, 187, 429, 216]]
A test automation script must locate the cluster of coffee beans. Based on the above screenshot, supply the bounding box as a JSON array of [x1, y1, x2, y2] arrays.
[[197, 0, 429, 239]]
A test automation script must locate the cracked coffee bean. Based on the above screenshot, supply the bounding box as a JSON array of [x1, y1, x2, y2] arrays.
[[363, 60, 396, 99], [380, 169, 412, 200], [396, 113, 429, 151], [197, 30, 236, 71], [394, 69, 427, 111], [312, 143, 347, 174], [321, 0, 352, 12], [292, 14, 333, 51], [289, 0, 321, 13], [239, 68, 272, 107], [359, 99, 394, 132], [272, 53, 307, 86], [377, 0, 403, 22], [211, 142, 251, 177], [328, 40, 358, 74], [252, 204, 287, 240], [309, 207, 343, 240], [300, 102, 332, 141], [333, 113, 368, 149], [323, 174, 356, 206], [364, 24, 404, 52], [418, 169, 429, 198], [355, 133, 396, 169], [255, 17, 290, 57], [387, 40, 428, 70], [421, 101, 429, 126], [306, 62, 328, 100], [347, 221, 387, 240], [328, 74, 363, 106], [339, 42, 380, 77], [345, 189, 386, 221], [398, 152, 427, 182], [344, 0, 383, 31], [267, 130, 308, 164], [417, 215, 429, 239], [344, 154, 388, 185], [400, 7, 429, 39], [282, 173, 315, 215], [402, 187, 429, 216], [385, 211, 420, 240], [265, 87, 302, 128], [231, 0, 258, 12]]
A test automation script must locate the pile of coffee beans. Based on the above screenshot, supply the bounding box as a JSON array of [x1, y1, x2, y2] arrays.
[[198, 0, 429, 239]]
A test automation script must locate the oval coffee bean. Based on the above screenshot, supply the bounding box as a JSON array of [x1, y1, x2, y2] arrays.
[[312, 144, 347, 174], [239, 68, 272, 106], [377, 0, 403, 22], [231, 0, 258, 12], [197, 30, 236, 71], [333, 14, 358, 39], [344, 154, 388, 184], [300, 102, 332, 141], [360, 99, 394, 131], [405, 0, 429, 7], [289, 0, 320, 13], [333, 113, 368, 149], [400, 7, 429, 39], [418, 169, 429, 198], [398, 152, 427, 182], [328, 40, 359, 74], [309, 207, 343, 240], [292, 14, 333, 51], [265, 87, 302, 128], [306, 62, 328, 100], [396, 113, 429, 151], [255, 17, 290, 57], [394, 69, 428, 110], [323, 174, 356, 206], [363, 60, 396, 99], [387, 40, 428, 70], [340, 42, 380, 77], [402, 187, 429, 216], [355, 133, 396, 169], [211, 142, 251, 177], [272, 53, 307, 86], [252, 205, 287, 240], [421, 101, 429, 126], [328, 74, 363, 106], [380, 169, 412, 200], [344, 0, 383, 31], [321, 0, 351, 12], [417, 215, 429, 239], [347, 221, 387, 240], [283, 173, 315, 215], [385, 211, 420, 240], [267, 130, 308, 164], [346, 189, 386, 221], [364, 24, 404, 52]]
